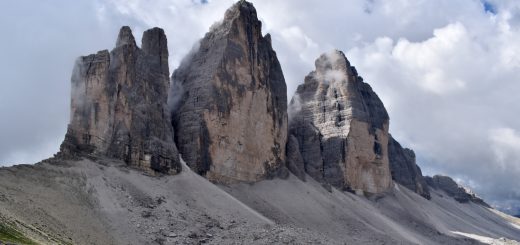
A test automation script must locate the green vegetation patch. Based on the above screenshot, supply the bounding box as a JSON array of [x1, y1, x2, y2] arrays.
[[0, 222, 37, 245]]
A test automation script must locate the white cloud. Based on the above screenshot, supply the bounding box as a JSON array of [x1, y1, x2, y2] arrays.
[[489, 128, 520, 171], [97, 0, 235, 69], [278, 26, 320, 64], [392, 23, 471, 94]]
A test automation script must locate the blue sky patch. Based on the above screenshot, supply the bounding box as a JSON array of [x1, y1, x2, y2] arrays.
[[482, 0, 497, 14]]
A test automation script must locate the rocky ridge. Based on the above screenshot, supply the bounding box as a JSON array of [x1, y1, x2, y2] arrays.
[[172, 0, 288, 183], [425, 175, 490, 206], [59, 26, 180, 174]]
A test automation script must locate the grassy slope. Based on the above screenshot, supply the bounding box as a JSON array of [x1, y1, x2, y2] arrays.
[[0, 222, 37, 245]]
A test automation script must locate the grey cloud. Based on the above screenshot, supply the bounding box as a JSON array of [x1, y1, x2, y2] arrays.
[[0, 0, 116, 164]]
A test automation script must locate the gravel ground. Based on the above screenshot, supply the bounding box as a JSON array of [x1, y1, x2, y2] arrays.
[[0, 157, 518, 244]]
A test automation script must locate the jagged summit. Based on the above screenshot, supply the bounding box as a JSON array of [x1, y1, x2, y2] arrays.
[[142, 27, 170, 75], [172, 0, 287, 183], [60, 26, 180, 174], [115, 26, 136, 47], [314, 49, 351, 76], [223, 0, 259, 27], [287, 50, 392, 194]]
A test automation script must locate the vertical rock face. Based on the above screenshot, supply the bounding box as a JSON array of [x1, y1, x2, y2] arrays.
[[172, 1, 288, 183], [285, 135, 306, 181], [288, 50, 392, 194], [60, 26, 181, 174], [388, 136, 430, 199]]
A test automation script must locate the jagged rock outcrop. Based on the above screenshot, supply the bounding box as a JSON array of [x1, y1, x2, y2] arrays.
[[388, 136, 430, 199], [172, 1, 288, 183], [288, 50, 392, 194], [60, 26, 181, 174], [425, 175, 490, 206]]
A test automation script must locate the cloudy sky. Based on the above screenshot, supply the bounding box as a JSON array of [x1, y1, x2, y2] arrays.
[[1, 0, 519, 214]]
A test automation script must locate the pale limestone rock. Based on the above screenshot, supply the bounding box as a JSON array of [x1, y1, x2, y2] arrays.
[[288, 50, 392, 194], [172, 1, 287, 183]]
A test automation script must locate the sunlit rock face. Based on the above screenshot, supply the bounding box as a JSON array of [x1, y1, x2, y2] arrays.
[[172, 1, 288, 183], [288, 50, 392, 194], [60, 26, 181, 174], [388, 136, 431, 199]]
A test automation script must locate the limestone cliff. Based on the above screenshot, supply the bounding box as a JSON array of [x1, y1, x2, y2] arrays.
[[60, 26, 181, 174], [388, 135, 431, 199], [172, 1, 288, 182], [288, 50, 392, 194]]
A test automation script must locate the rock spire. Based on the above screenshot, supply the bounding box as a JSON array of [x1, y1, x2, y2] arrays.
[[172, 1, 288, 182], [288, 50, 392, 194], [60, 26, 181, 174]]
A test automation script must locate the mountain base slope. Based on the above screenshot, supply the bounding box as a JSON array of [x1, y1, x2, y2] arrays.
[[0, 159, 519, 244]]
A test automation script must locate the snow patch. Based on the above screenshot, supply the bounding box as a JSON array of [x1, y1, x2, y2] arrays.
[[511, 222, 520, 231], [452, 231, 495, 244]]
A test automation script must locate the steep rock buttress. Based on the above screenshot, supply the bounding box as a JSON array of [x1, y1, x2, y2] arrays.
[[60, 26, 181, 174], [288, 50, 392, 194], [388, 135, 430, 199], [172, 1, 288, 182]]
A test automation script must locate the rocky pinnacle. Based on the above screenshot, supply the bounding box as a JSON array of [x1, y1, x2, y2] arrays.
[[172, 1, 288, 183], [288, 50, 392, 194], [60, 26, 181, 174]]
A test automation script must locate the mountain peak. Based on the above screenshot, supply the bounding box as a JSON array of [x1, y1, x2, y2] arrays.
[[225, 0, 257, 21], [288, 50, 392, 193], [60, 26, 180, 174], [142, 27, 169, 75], [207, 0, 263, 40], [314, 50, 351, 75], [116, 26, 136, 47], [172, 0, 287, 182], [142, 27, 167, 56]]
